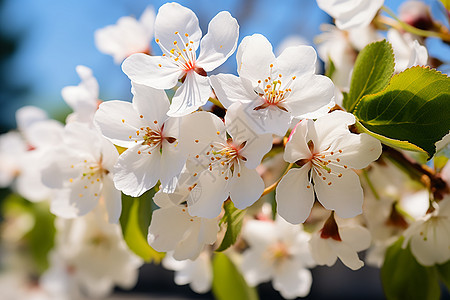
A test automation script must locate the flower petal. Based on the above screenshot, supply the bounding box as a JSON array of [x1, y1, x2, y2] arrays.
[[196, 11, 239, 72], [313, 168, 363, 219], [122, 53, 182, 89], [210, 74, 257, 108], [313, 110, 356, 150], [276, 166, 315, 224], [283, 120, 312, 163], [131, 82, 170, 125], [101, 175, 122, 223], [238, 34, 275, 83], [332, 133, 382, 169], [113, 144, 161, 197], [273, 264, 312, 299], [229, 165, 264, 210], [332, 241, 365, 270], [276, 45, 317, 76], [167, 71, 211, 117], [340, 225, 371, 252]]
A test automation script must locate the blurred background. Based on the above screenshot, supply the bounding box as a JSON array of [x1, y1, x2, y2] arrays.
[[0, 0, 449, 299]]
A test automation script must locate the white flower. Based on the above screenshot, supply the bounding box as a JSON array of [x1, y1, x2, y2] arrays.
[[402, 198, 450, 266], [62, 65, 99, 125], [276, 111, 382, 224], [122, 2, 239, 117], [42, 210, 143, 299], [42, 123, 121, 223], [388, 29, 428, 73], [309, 215, 371, 270], [95, 6, 155, 63], [162, 251, 212, 294], [211, 34, 334, 136], [316, 0, 384, 30], [181, 105, 273, 218], [240, 217, 315, 299], [148, 173, 219, 260], [94, 83, 185, 196]]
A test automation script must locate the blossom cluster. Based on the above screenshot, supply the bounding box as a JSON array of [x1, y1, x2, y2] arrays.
[[0, 1, 449, 299]]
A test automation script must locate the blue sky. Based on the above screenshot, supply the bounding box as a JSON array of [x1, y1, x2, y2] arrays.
[[0, 0, 448, 130]]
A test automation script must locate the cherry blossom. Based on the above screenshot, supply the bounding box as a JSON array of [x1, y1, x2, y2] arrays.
[[163, 251, 212, 294], [41, 123, 121, 223], [316, 0, 384, 30], [122, 2, 239, 117], [388, 29, 428, 73], [62, 65, 100, 125], [402, 197, 450, 266], [276, 111, 382, 224], [181, 105, 273, 218], [94, 83, 185, 196], [240, 217, 315, 299], [309, 214, 371, 270], [95, 6, 155, 63], [148, 172, 219, 260], [211, 34, 334, 136]]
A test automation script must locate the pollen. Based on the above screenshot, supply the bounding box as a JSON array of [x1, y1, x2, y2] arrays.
[[193, 173, 197, 176], [336, 158, 340, 162], [155, 39, 159, 43], [225, 176, 229, 180], [79, 194, 83, 197], [71, 165, 74, 168], [138, 151, 141, 154], [307, 185, 311, 189], [292, 76, 296, 80], [154, 120, 158, 124], [270, 64, 273, 68], [322, 177, 326, 180], [195, 139, 199, 143], [69, 178, 73, 183], [195, 155, 199, 158], [129, 136, 132, 139], [216, 131, 220, 135], [328, 182, 332, 185], [237, 173, 241, 177], [97, 178, 100, 182], [185, 33, 189, 37], [175, 31, 179, 34], [140, 115, 143, 118], [344, 165, 348, 169], [84, 186, 88, 189], [94, 193, 98, 197], [338, 173, 343, 178], [339, 149, 343, 153], [173, 41, 177, 45]]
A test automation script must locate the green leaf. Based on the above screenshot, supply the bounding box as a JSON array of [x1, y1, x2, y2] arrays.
[[354, 67, 450, 158], [381, 237, 441, 300], [440, 0, 450, 10], [216, 200, 246, 252], [212, 252, 259, 300], [325, 56, 336, 79], [436, 260, 450, 290], [344, 40, 395, 112], [119, 189, 164, 263]]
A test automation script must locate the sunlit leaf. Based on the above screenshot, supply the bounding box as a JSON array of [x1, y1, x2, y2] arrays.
[[216, 200, 245, 252]]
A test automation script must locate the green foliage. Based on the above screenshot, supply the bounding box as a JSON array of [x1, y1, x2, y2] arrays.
[[212, 252, 259, 300], [1, 194, 55, 273], [344, 40, 395, 112], [381, 237, 441, 300], [354, 67, 450, 158], [119, 190, 164, 263], [216, 200, 246, 252], [437, 260, 450, 290], [440, 0, 450, 10]]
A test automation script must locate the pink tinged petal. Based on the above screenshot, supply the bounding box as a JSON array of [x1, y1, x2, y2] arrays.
[[283, 120, 312, 163], [313, 110, 356, 149], [309, 234, 338, 266], [155, 2, 201, 53], [94, 100, 144, 148], [238, 34, 276, 83], [340, 225, 371, 252], [284, 73, 335, 118], [167, 71, 212, 117], [196, 11, 239, 72], [210, 74, 258, 108], [273, 264, 312, 299], [229, 165, 264, 210], [333, 133, 382, 169], [113, 144, 162, 197], [276, 166, 315, 224], [101, 176, 122, 224], [313, 168, 363, 219], [122, 53, 182, 89], [131, 82, 170, 125], [187, 169, 229, 218], [147, 205, 192, 253], [276, 45, 317, 77], [332, 241, 365, 270]]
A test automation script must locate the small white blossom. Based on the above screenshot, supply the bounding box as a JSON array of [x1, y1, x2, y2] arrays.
[[388, 29, 428, 73], [276, 111, 382, 224], [95, 7, 155, 63], [122, 2, 239, 116], [240, 217, 315, 299]]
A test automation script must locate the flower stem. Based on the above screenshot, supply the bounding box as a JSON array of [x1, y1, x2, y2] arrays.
[[362, 169, 381, 200], [261, 163, 294, 197]]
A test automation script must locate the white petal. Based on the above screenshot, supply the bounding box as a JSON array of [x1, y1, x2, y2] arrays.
[[131, 82, 170, 125], [15, 106, 48, 134], [276, 45, 316, 76], [113, 144, 161, 197], [340, 225, 371, 252], [167, 71, 212, 117], [238, 34, 275, 83], [122, 53, 182, 89], [239, 132, 273, 169], [197, 11, 239, 72], [332, 133, 382, 169], [160, 137, 186, 190], [229, 165, 264, 210], [276, 166, 315, 224], [240, 249, 273, 286], [313, 168, 363, 219], [273, 265, 312, 299], [155, 3, 201, 53], [94, 100, 143, 148], [242, 219, 278, 247], [313, 110, 356, 150], [284, 74, 335, 118], [333, 241, 365, 270], [283, 120, 312, 163], [101, 176, 122, 223], [309, 234, 337, 266], [210, 74, 258, 108]]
